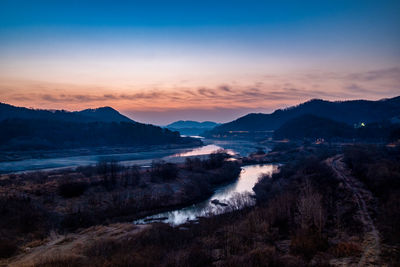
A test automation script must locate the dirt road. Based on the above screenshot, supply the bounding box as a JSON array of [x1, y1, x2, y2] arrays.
[[327, 155, 381, 266]]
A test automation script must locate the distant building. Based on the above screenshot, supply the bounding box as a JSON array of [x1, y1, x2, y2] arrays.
[[354, 122, 366, 128]]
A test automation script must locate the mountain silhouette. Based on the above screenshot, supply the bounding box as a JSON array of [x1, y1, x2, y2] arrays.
[[206, 96, 400, 136], [0, 103, 133, 123], [0, 103, 200, 151], [165, 120, 219, 136]]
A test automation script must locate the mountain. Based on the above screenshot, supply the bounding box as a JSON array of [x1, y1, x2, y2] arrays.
[[206, 96, 400, 137], [0, 103, 133, 123], [166, 120, 219, 129], [76, 107, 133, 123], [166, 120, 219, 136], [0, 103, 201, 151]]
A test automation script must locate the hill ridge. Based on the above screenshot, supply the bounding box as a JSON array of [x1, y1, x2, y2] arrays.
[[207, 96, 400, 135]]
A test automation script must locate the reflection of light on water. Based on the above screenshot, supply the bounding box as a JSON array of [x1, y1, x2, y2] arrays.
[[181, 135, 205, 139], [1, 136, 264, 174], [213, 164, 276, 200], [135, 164, 278, 225], [168, 144, 235, 158]]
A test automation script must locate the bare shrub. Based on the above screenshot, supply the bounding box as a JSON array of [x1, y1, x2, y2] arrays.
[[84, 238, 121, 258], [224, 247, 281, 267], [265, 193, 294, 227], [203, 149, 230, 169], [296, 179, 325, 233], [185, 157, 203, 171], [0, 195, 48, 237], [58, 181, 88, 198], [330, 241, 361, 257], [96, 159, 121, 189], [33, 254, 85, 267], [290, 229, 329, 260], [226, 192, 255, 211], [76, 165, 96, 177], [121, 165, 141, 187], [150, 161, 179, 182]]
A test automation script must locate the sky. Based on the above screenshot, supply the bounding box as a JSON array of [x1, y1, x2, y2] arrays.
[[0, 0, 399, 125]]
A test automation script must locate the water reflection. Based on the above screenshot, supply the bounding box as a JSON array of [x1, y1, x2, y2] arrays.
[[135, 164, 278, 225], [167, 144, 235, 158]]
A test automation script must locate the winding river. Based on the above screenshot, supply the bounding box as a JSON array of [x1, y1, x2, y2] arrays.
[[135, 164, 278, 225], [0, 137, 277, 225]]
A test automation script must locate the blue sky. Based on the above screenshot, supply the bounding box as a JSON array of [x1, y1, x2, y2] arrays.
[[0, 0, 399, 124]]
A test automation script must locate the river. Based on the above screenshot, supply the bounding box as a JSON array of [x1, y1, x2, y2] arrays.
[[135, 164, 278, 225], [0, 138, 267, 173], [0, 137, 277, 225]]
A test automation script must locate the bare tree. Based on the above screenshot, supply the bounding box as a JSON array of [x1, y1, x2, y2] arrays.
[[296, 179, 325, 233]]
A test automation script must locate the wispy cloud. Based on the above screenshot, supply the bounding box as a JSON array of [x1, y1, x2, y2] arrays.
[[1, 67, 399, 118], [343, 67, 400, 82]]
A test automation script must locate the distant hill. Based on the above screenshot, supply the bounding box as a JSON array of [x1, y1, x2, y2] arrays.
[[206, 96, 400, 137], [166, 120, 219, 136], [0, 103, 133, 123], [166, 120, 218, 129], [0, 103, 201, 151], [274, 114, 400, 141]]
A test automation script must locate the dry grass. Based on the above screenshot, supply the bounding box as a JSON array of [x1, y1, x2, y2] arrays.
[[7, 223, 148, 267]]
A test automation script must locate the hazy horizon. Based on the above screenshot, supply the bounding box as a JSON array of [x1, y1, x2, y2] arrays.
[[1, 0, 399, 124]]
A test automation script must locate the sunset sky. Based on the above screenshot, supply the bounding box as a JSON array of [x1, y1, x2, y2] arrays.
[[0, 0, 399, 124]]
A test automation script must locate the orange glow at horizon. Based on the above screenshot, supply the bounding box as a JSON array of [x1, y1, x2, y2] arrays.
[[1, 66, 400, 124], [1, 67, 399, 113]]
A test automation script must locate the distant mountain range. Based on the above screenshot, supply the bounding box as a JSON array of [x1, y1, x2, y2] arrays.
[[0, 103, 200, 151], [206, 96, 400, 137], [166, 120, 219, 136], [166, 120, 219, 129]]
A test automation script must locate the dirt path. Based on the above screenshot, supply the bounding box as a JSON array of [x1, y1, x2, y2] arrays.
[[4, 223, 149, 267], [327, 155, 381, 266]]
